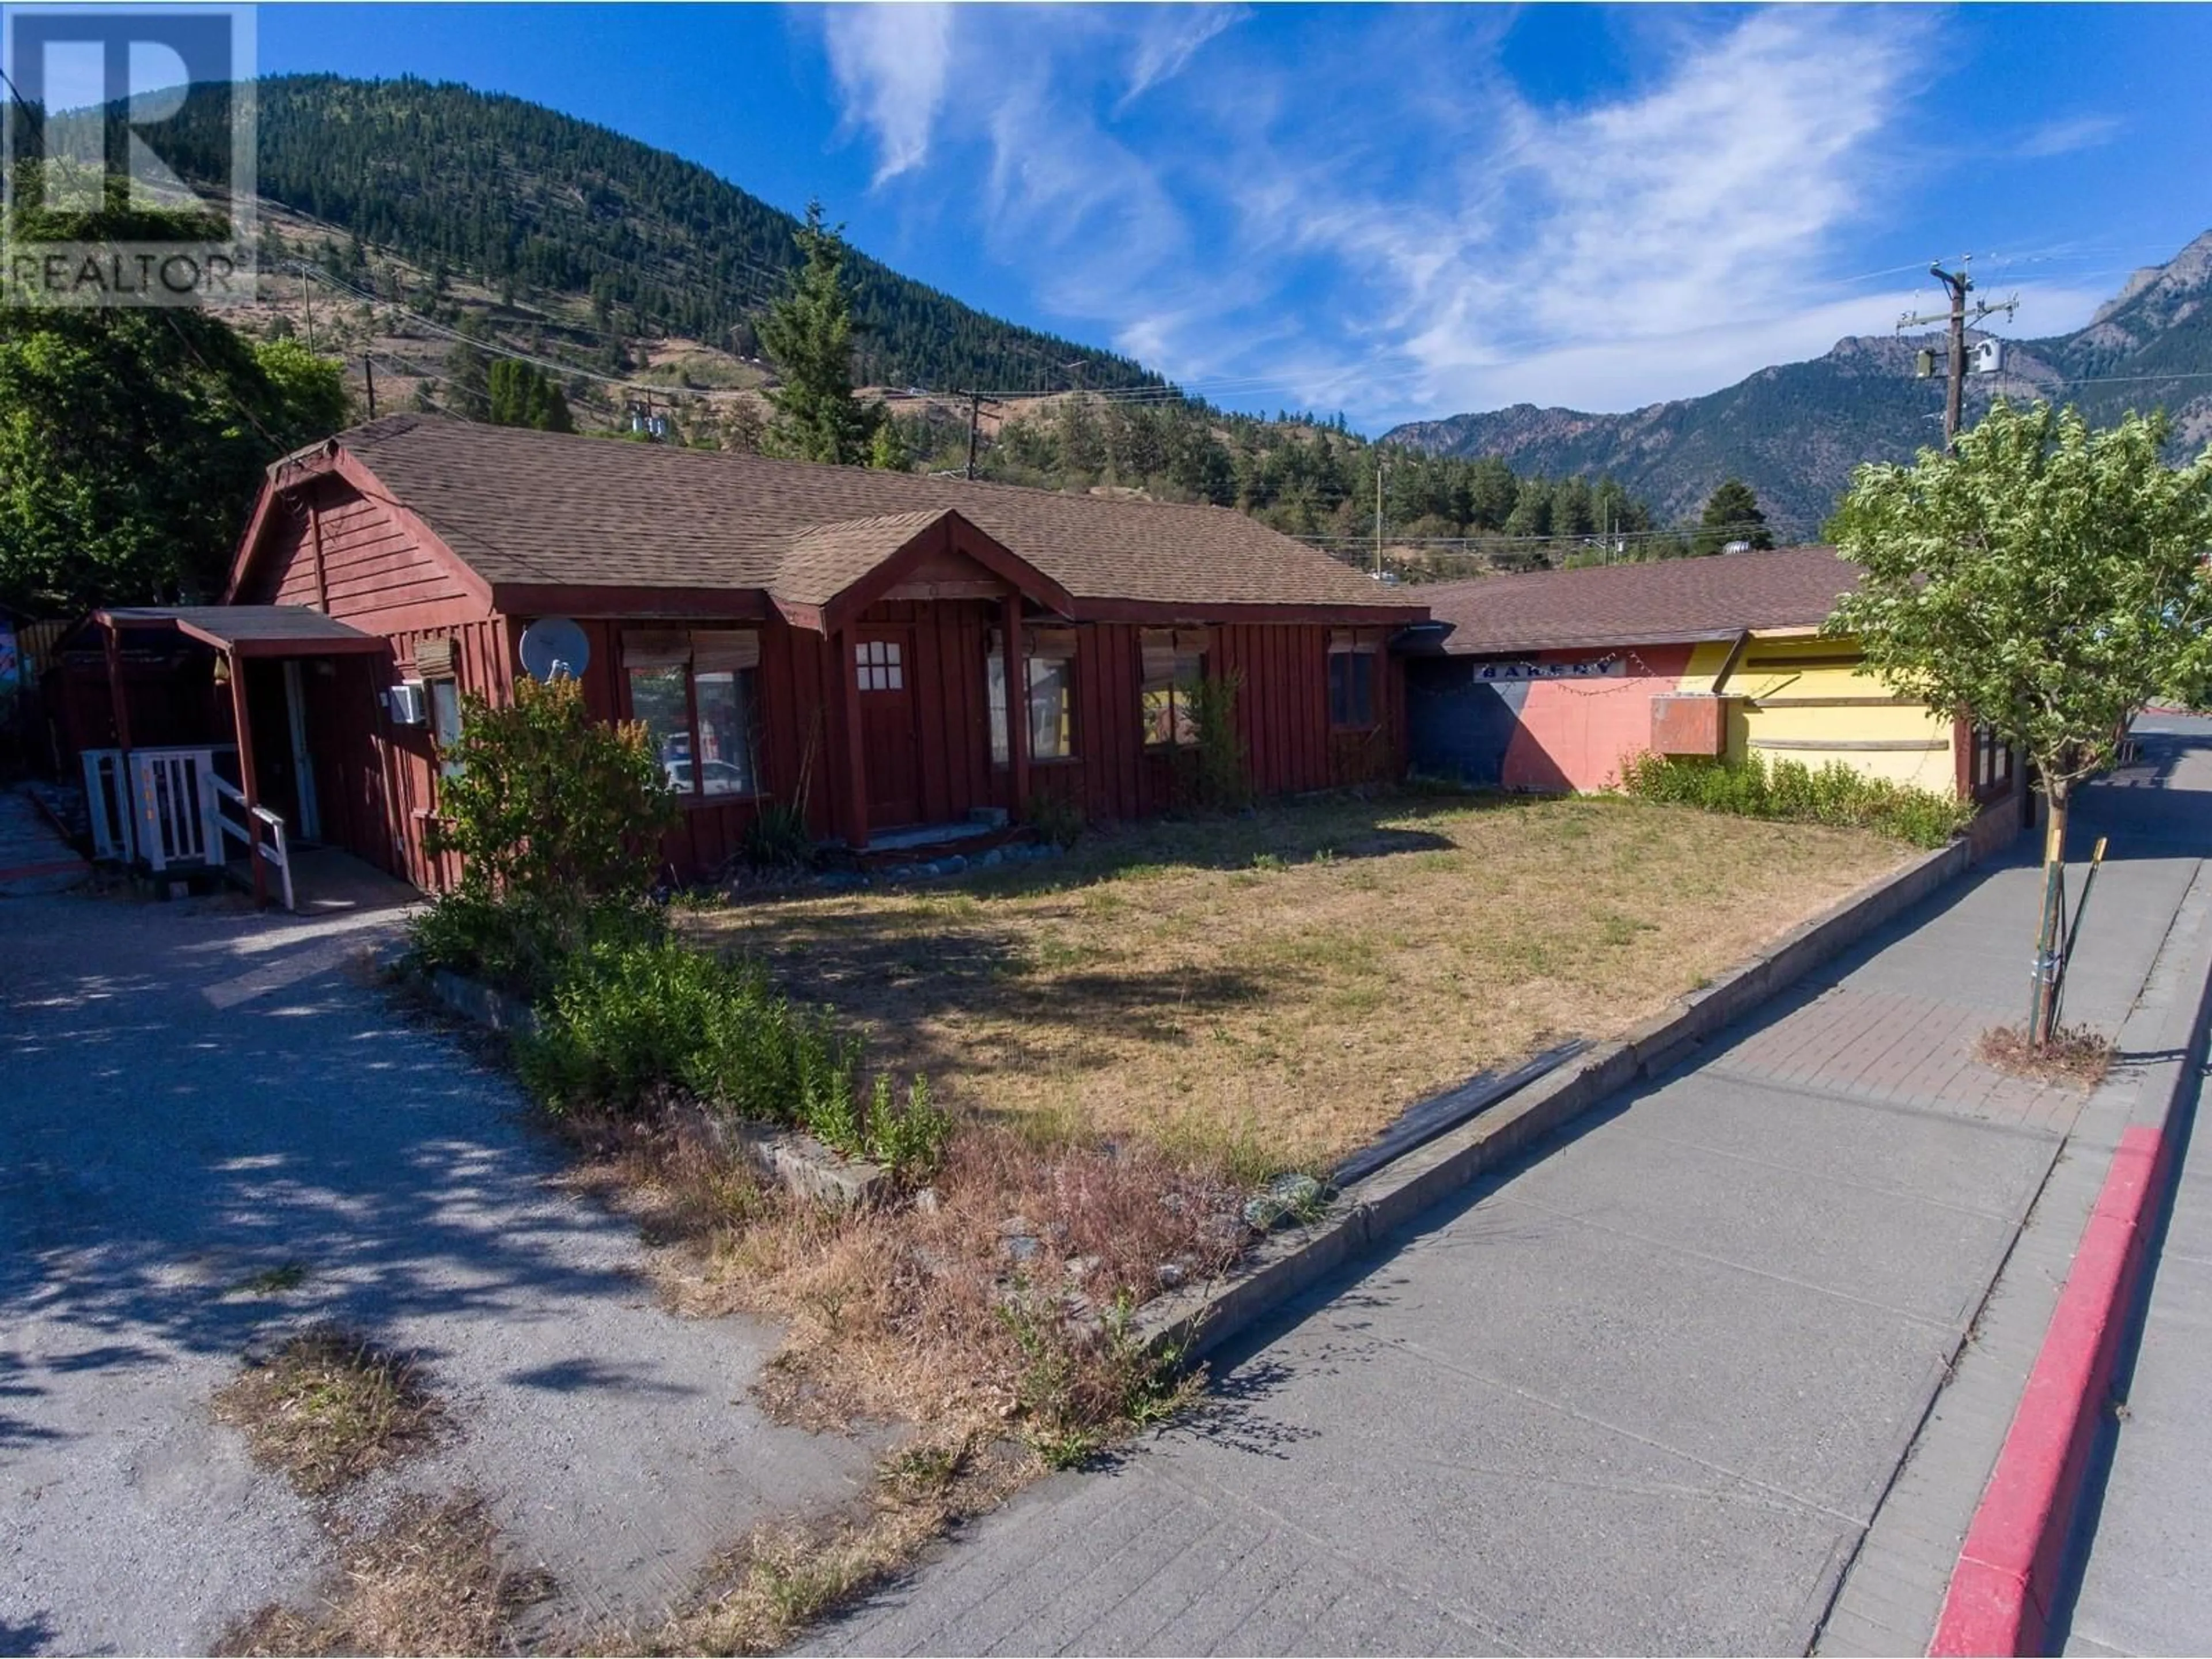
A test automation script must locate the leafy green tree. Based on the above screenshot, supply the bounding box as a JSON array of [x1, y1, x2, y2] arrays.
[[758, 200, 882, 465], [1696, 478, 1774, 555], [1551, 476, 1596, 537], [866, 417, 910, 472], [0, 310, 349, 612], [1828, 401, 2212, 1042], [487, 358, 575, 431]]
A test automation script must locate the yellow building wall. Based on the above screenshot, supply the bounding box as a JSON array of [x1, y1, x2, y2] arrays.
[[1676, 632, 1960, 793]]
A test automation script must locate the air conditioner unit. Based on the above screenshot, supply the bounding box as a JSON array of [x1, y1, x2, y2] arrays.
[[386, 681, 429, 726]]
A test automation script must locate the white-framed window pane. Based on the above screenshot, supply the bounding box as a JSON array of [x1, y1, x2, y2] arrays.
[[858, 639, 904, 692], [1330, 650, 1376, 729], [695, 668, 755, 796], [429, 678, 464, 779], [988, 651, 1011, 766], [1142, 651, 1203, 748], [1028, 656, 1073, 760], [628, 664, 692, 793]]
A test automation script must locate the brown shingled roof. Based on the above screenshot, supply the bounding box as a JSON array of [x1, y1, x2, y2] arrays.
[[1417, 546, 1861, 655], [297, 414, 1423, 619], [774, 509, 968, 609]]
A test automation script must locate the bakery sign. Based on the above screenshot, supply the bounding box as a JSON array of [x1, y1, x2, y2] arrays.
[[1474, 656, 1623, 682]]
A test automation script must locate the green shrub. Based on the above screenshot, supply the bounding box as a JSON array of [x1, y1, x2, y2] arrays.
[[1616, 751, 1974, 849], [1184, 672, 1253, 811], [410, 675, 677, 991], [425, 675, 676, 905], [1025, 789, 1085, 850], [516, 937, 948, 1177], [741, 798, 816, 869], [863, 1074, 952, 1176], [410, 891, 665, 1001]]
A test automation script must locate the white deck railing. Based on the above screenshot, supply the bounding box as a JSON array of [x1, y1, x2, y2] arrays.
[[81, 746, 228, 872], [79, 744, 293, 910], [211, 775, 295, 912]]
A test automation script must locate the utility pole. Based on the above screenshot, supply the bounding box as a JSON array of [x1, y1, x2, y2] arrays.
[[1897, 257, 2017, 452], [363, 355, 377, 418], [959, 391, 1004, 481], [301, 264, 315, 354], [1374, 458, 1388, 578]]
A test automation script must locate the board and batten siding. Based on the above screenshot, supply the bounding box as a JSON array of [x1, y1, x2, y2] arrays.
[[234, 478, 501, 886], [570, 608, 1408, 875], [234, 474, 1412, 886]]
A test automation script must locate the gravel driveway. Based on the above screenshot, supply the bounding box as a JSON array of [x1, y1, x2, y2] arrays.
[[1, 874, 869, 1655]]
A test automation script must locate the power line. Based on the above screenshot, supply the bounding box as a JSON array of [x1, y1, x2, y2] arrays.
[[1897, 256, 2017, 451]]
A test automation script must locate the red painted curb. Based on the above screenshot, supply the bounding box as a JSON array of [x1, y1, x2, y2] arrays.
[[1929, 1126, 2168, 1657], [0, 858, 86, 880]]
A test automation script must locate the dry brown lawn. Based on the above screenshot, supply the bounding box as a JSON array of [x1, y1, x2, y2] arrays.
[[687, 791, 1911, 1173]]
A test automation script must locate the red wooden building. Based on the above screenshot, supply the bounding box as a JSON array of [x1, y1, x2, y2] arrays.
[[63, 415, 1429, 896]]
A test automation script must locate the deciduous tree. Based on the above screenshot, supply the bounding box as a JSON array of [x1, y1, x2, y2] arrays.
[[0, 311, 349, 612], [1828, 400, 2212, 1041]]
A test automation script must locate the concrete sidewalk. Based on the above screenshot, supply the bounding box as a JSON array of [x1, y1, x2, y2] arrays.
[[2051, 1065, 2212, 1657], [806, 733, 2212, 1657]]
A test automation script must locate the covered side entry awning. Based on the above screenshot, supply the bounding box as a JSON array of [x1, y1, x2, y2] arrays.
[[88, 607, 392, 908], [94, 605, 388, 656]]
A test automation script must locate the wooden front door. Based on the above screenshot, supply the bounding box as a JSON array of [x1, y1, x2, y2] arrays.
[[854, 630, 922, 829]]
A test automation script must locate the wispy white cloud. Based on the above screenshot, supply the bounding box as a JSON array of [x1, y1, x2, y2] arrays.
[[820, 2, 953, 184], [2014, 113, 2122, 160], [1118, 5, 1247, 111], [808, 6, 1993, 421]]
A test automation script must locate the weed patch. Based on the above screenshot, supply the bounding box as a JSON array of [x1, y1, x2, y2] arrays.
[[224, 1260, 310, 1297], [584, 1113, 1240, 1440], [635, 1436, 1028, 1657], [1976, 1022, 2116, 1088], [517, 936, 948, 1177], [212, 1326, 442, 1497], [217, 1493, 554, 1656]]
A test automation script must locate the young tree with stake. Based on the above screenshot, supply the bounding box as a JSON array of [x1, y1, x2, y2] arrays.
[[1828, 401, 2212, 1043]]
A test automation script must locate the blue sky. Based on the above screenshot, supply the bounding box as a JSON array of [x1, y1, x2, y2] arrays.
[[251, 3, 2212, 431]]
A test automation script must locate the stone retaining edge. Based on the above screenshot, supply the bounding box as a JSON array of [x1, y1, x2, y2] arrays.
[[1134, 836, 1972, 1360]]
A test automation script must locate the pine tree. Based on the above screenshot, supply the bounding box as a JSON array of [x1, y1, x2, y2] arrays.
[[487, 359, 574, 432], [445, 316, 493, 421], [1696, 478, 1774, 555], [757, 201, 881, 466]]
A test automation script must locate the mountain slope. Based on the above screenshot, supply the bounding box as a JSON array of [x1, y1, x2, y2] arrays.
[[160, 74, 1160, 397], [1385, 232, 2212, 537]]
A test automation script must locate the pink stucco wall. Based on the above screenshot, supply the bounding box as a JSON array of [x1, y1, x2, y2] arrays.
[[1499, 643, 1696, 792]]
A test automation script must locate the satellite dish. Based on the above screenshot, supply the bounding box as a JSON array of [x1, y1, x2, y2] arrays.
[[518, 617, 590, 682]]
